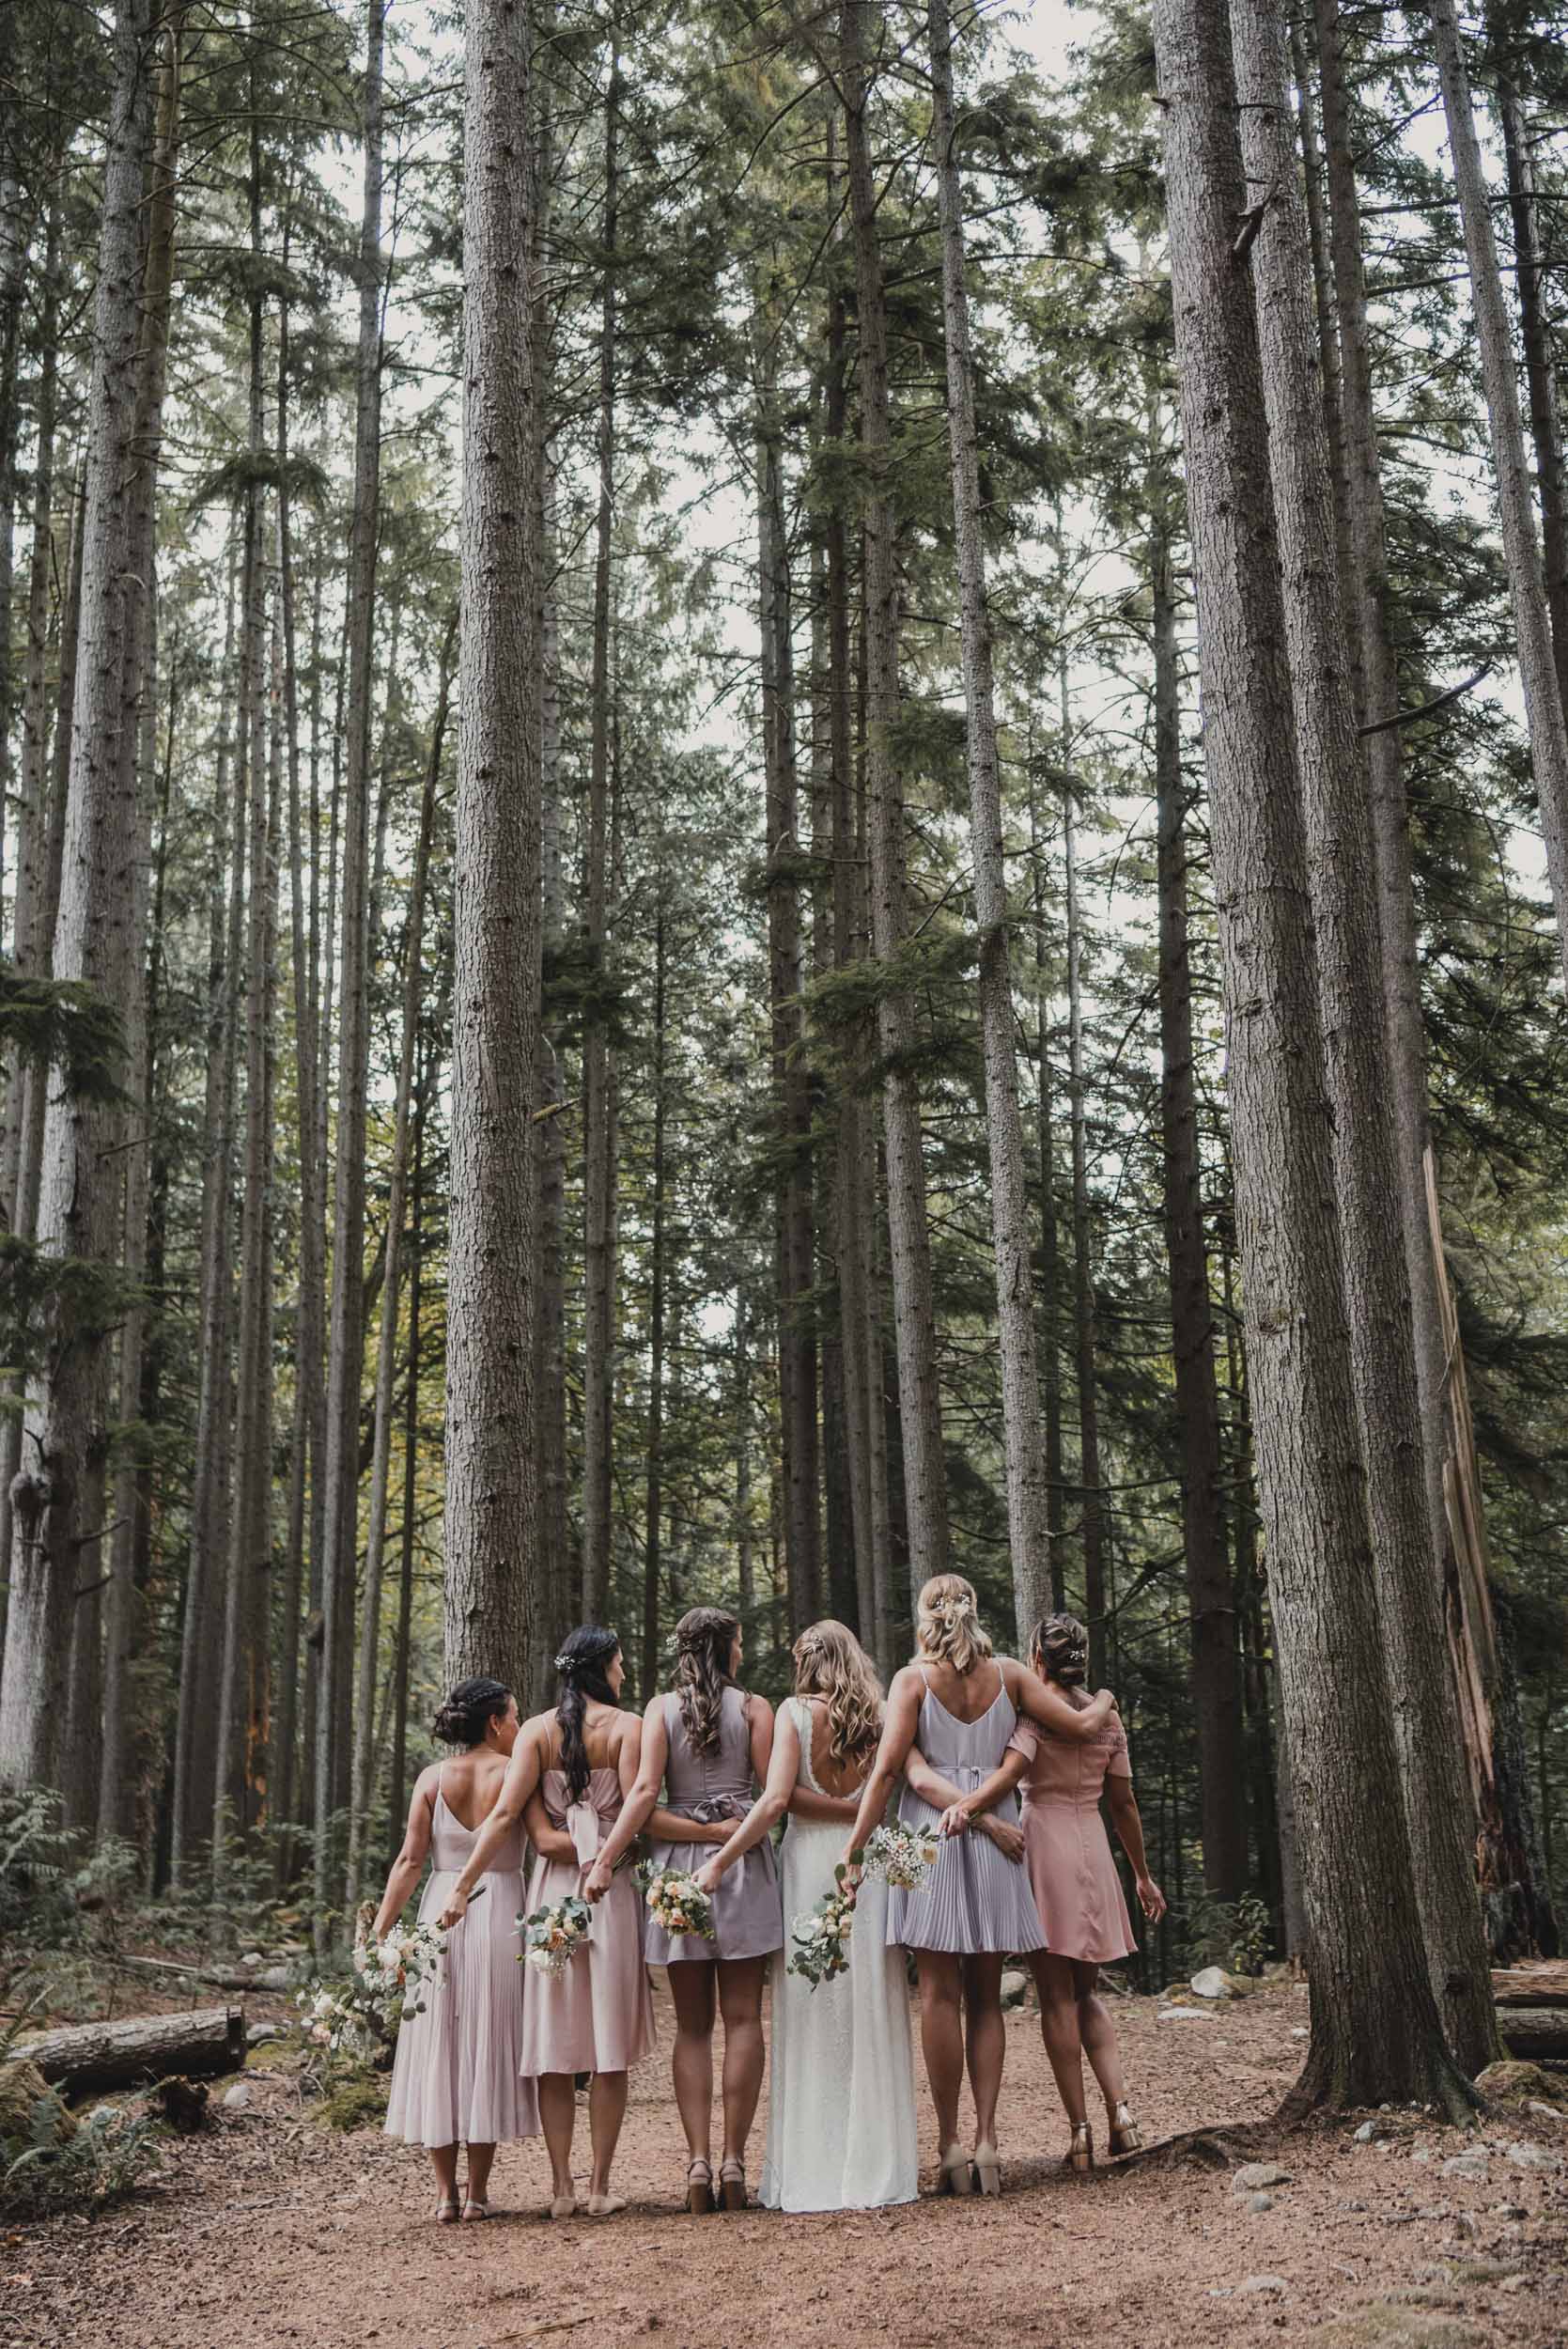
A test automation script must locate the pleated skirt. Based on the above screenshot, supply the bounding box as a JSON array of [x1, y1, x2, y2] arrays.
[[383, 1865, 540, 2146]]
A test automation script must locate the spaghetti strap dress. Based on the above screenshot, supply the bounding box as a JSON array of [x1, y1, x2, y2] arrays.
[[384, 1779, 539, 2147], [641, 1687, 783, 1965], [885, 1669, 1047, 1956], [519, 1766, 656, 2076]]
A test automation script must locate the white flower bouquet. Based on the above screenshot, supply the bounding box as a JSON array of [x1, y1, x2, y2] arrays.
[[862, 1823, 940, 1891], [787, 1867, 856, 1990], [520, 1893, 592, 1979], [353, 1911, 449, 2018], [635, 1863, 716, 1942]]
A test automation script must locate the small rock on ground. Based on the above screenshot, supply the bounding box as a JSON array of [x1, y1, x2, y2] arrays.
[[1239, 2274, 1290, 2295], [1248, 2192, 1274, 2213], [1506, 2140, 1562, 2172], [1442, 2149, 1488, 2178], [1157, 2005, 1216, 2022], [1355, 2120, 1379, 2143], [222, 2082, 253, 2111], [1234, 2161, 1291, 2190], [1189, 1966, 1230, 1999], [998, 1969, 1030, 2009]]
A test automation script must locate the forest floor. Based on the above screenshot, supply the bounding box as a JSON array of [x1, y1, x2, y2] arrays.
[[5, 1974, 1567, 2349]]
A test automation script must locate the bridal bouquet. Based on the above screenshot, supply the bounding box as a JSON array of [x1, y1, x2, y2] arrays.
[[636, 1864, 716, 1942], [354, 1909, 449, 2018], [787, 1867, 856, 1990], [521, 1894, 592, 1979], [862, 1823, 939, 1891]]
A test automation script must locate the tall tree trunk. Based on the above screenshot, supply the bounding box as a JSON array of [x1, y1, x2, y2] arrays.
[[388, 1048, 427, 1857], [0, 0, 155, 1794], [641, 905, 667, 1696], [1029, 775, 1066, 1603], [928, 0, 1051, 1644], [1427, 0, 1568, 999], [1234, 0, 1499, 2076], [1152, 503, 1248, 1900], [1062, 739, 1105, 1680], [1487, 21, 1568, 710], [347, 615, 451, 1904], [840, 0, 949, 1606], [1151, 0, 1473, 2116], [444, 0, 538, 1697], [169, 537, 239, 1883], [756, 326, 821, 1633], [317, 0, 386, 1938], [99, 11, 183, 1844], [580, 28, 621, 1626]]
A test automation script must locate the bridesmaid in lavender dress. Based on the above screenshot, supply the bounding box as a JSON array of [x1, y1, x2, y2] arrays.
[[516, 1626, 656, 2217], [932, 1612, 1166, 2173], [377, 1678, 559, 2220], [586, 1607, 781, 2214], [843, 1576, 1118, 2198]]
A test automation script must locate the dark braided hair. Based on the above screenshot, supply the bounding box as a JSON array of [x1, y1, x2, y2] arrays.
[[554, 1626, 622, 1801], [1032, 1611, 1090, 1689], [431, 1676, 512, 1748], [674, 1606, 739, 1755]]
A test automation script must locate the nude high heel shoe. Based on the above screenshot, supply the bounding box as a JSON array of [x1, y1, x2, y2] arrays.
[[1109, 2102, 1141, 2155], [1063, 2121, 1094, 2175], [937, 2142, 974, 2196], [972, 2141, 1001, 2197], [685, 2157, 713, 2215]]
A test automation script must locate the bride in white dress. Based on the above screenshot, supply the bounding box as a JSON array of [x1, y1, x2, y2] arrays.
[[695, 1620, 917, 2211]]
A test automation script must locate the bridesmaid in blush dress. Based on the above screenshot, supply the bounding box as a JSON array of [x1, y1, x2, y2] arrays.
[[842, 1576, 1118, 2198], [517, 1626, 656, 2217], [931, 1612, 1166, 2173], [585, 1607, 781, 2214], [378, 1678, 559, 2220]]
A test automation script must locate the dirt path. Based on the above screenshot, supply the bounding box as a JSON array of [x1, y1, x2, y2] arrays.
[[7, 1981, 1566, 2348]]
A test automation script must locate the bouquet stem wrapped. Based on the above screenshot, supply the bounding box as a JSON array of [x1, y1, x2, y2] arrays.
[[521, 1894, 592, 1979], [635, 1863, 716, 1942], [787, 1864, 856, 1989]]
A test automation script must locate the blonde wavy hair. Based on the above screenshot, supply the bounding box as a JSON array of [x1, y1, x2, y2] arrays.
[[792, 1620, 882, 1772], [915, 1574, 993, 1675]]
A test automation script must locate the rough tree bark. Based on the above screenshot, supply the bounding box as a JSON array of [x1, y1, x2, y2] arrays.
[[1062, 745, 1105, 1681], [443, 0, 539, 1697], [1150, 0, 1473, 2115], [1234, 0, 1498, 2074]]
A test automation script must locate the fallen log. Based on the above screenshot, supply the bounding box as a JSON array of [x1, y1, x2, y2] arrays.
[[1492, 1965, 1568, 2009], [1498, 2007, 1568, 2061], [118, 1953, 291, 1994], [4, 2007, 246, 2094]]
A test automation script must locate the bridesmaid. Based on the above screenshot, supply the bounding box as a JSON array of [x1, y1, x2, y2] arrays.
[[585, 1606, 780, 2213], [935, 1611, 1166, 2172], [378, 1677, 551, 2220], [518, 1626, 656, 2217], [842, 1575, 1117, 2197], [694, 1620, 918, 2213]]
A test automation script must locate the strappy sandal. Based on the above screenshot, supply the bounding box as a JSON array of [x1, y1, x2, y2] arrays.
[[1063, 2121, 1094, 2175], [586, 2190, 627, 2216], [972, 2140, 1001, 2197], [435, 2196, 459, 2224], [686, 2157, 713, 2215], [1109, 2102, 1141, 2155], [461, 2198, 490, 2221], [937, 2142, 974, 2196], [719, 2156, 746, 2211]]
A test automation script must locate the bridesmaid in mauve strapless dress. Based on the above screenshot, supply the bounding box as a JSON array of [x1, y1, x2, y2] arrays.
[[374, 1676, 545, 2223]]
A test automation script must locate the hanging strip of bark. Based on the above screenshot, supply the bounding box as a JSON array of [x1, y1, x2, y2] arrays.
[[928, 0, 1051, 1644], [1150, 0, 1473, 2117], [839, 0, 949, 1608], [443, 0, 539, 1695]]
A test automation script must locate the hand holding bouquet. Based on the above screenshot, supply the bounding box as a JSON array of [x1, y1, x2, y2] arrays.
[[636, 1863, 716, 1942], [353, 1907, 449, 2017], [521, 1893, 593, 1979], [786, 1866, 856, 1989], [862, 1822, 939, 1891]]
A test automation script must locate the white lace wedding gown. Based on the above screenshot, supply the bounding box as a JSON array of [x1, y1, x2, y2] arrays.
[[759, 1697, 918, 2211]]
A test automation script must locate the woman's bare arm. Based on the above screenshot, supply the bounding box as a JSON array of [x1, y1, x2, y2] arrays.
[[371, 1769, 438, 1939], [841, 1668, 924, 1867], [694, 1705, 800, 1894], [1004, 1657, 1116, 1741], [584, 1698, 668, 1896], [1107, 1776, 1167, 1919], [521, 1784, 577, 1865]]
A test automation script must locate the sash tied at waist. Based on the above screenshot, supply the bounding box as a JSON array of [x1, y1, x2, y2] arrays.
[[565, 1799, 603, 1867], [676, 1795, 748, 1827]]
